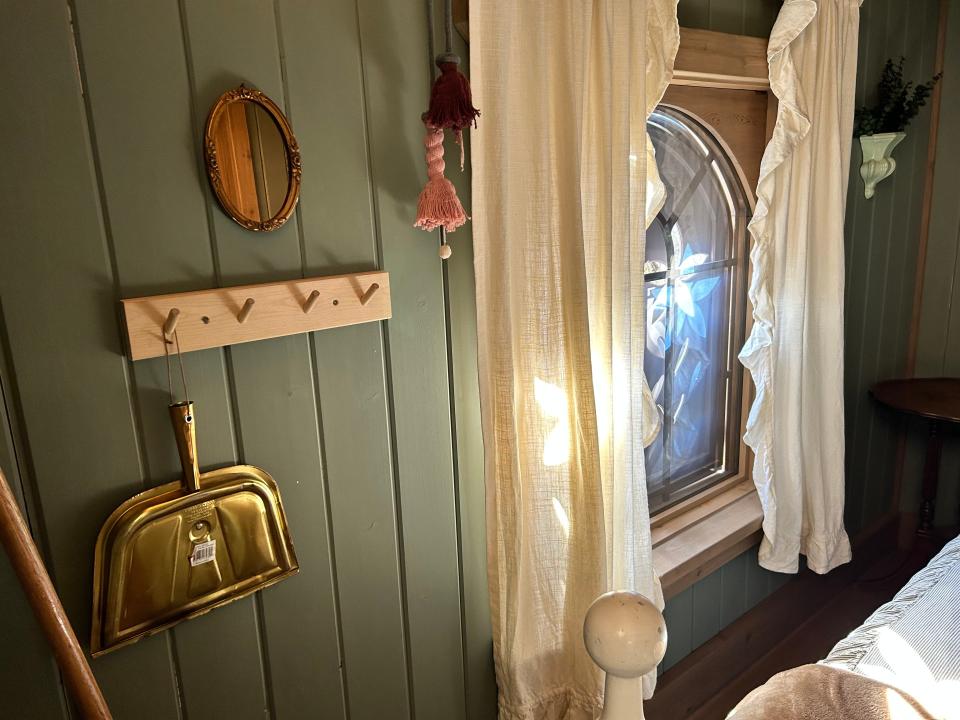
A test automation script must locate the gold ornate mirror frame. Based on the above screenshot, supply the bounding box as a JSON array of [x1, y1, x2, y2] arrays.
[[203, 86, 302, 232]]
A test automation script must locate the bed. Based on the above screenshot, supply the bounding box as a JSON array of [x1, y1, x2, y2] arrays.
[[822, 533, 960, 687], [729, 534, 960, 719]]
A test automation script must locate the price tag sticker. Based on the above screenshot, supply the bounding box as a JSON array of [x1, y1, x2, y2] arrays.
[[190, 539, 217, 567]]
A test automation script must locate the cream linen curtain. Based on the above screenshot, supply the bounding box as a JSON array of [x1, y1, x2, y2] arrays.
[[470, 1, 678, 718], [740, 0, 861, 575]]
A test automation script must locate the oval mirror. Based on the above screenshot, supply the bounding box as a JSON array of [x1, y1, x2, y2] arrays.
[[204, 86, 301, 232]]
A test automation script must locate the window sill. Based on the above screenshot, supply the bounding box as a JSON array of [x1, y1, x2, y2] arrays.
[[652, 479, 763, 599]]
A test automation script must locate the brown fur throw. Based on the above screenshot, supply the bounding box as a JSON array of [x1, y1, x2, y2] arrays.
[[727, 664, 936, 720]]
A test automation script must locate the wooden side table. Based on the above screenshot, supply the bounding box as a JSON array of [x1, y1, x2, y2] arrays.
[[871, 378, 960, 538]]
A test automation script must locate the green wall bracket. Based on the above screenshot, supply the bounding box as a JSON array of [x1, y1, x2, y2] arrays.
[[859, 132, 906, 199]]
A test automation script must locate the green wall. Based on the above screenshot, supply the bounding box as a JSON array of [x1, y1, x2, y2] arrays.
[[903, 0, 960, 529], [0, 1, 491, 719], [844, 0, 943, 534]]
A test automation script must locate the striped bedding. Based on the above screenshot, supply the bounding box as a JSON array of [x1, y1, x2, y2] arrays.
[[821, 533, 960, 713]]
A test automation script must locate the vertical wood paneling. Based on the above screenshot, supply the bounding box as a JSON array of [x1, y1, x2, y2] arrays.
[[909, 0, 960, 529], [441, 23, 498, 718], [271, 0, 394, 716], [860, 3, 930, 527], [842, 0, 942, 535], [855, 3, 906, 529], [447, 127, 499, 720], [662, 586, 693, 671], [690, 568, 722, 648], [744, 549, 771, 608], [844, 0, 888, 534], [356, 1, 468, 718], [277, 0, 414, 714], [0, 0, 487, 717], [678, 0, 778, 38], [742, 0, 780, 38], [719, 550, 748, 628], [228, 337, 346, 719], [0, 333, 70, 720], [678, 0, 710, 30], [70, 2, 256, 716], [0, 2, 184, 718], [310, 322, 411, 720], [709, 0, 746, 35], [178, 2, 328, 717]]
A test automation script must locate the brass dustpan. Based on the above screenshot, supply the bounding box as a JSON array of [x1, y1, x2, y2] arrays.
[[91, 401, 298, 655]]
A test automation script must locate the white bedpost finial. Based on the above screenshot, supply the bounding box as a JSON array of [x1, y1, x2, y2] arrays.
[[584, 591, 667, 720]]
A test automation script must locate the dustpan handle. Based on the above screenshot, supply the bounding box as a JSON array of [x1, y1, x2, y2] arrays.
[[0, 469, 112, 719], [170, 402, 201, 493]]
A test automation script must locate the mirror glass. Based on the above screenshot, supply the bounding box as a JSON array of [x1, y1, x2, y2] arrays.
[[212, 101, 288, 222], [204, 87, 300, 232]]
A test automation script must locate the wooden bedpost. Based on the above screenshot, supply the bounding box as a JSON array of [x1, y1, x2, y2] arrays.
[[584, 591, 667, 720]]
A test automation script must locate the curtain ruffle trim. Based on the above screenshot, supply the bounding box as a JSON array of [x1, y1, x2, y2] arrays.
[[737, 0, 817, 564], [758, 524, 853, 574], [639, 0, 682, 451]]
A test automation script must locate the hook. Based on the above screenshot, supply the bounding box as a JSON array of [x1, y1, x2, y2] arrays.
[[237, 298, 256, 324], [163, 308, 181, 340], [359, 283, 380, 306], [303, 290, 321, 314]]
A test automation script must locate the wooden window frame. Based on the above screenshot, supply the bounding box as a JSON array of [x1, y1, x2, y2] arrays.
[[652, 28, 777, 599]]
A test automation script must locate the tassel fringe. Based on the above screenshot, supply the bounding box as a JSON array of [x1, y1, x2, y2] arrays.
[[414, 123, 468, 233], [415, 176, 467, 232], [425, 61, 480, 133]]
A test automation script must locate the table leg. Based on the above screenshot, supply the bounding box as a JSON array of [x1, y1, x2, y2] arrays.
[[918, 419, 942, 538]]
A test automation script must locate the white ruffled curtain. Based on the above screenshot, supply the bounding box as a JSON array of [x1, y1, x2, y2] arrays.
[[470, 0, 678, 717], [740, 0, 861, 575]]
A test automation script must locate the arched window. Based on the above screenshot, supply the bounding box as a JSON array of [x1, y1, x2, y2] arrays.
[[645, 106, 751, 513]]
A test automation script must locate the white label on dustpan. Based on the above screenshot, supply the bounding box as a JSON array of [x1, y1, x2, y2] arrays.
[[190, 539, 216, 566]]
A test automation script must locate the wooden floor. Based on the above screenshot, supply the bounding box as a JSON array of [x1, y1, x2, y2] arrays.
[[647, 522, 935, 720]]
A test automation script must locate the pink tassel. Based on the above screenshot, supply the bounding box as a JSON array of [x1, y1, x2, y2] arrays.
[[415, 123, 467, 233]]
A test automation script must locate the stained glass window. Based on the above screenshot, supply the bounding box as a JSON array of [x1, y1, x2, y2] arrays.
[[645, 107, 750, 513]]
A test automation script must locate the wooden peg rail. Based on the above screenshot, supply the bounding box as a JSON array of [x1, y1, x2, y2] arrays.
[[121, 271, 391, 360]]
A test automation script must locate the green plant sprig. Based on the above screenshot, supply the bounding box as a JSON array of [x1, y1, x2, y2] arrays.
[[853, 57, 941, 137]]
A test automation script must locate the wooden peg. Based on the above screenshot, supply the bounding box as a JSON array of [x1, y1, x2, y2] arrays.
[[237, 298, 256, 323], [162, 308, 181, 339], [303, 290, 321, 314], [359, 283, 380, 306]]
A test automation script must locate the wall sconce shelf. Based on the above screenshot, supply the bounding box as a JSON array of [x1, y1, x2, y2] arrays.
[[860, 132, 905, 199]]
